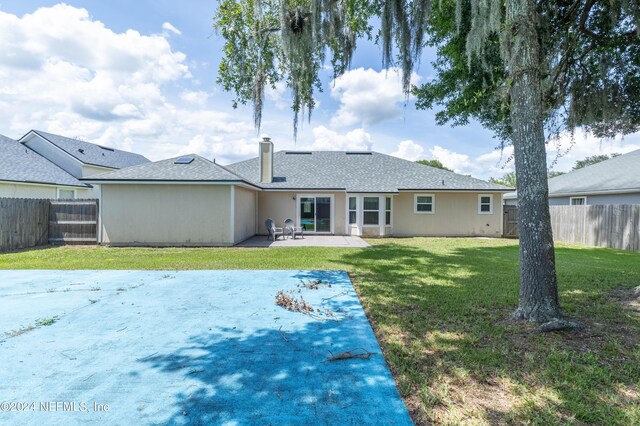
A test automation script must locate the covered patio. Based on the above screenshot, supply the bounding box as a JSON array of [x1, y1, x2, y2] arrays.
[[236, 235, 371, 248]]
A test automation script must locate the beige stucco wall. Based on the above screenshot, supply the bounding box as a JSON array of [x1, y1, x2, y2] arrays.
[[101, 184, 233, 246], [0, 182, 95, 199], [234, 186, 257, 243], [257, 191, 347, 235], [82, 165, 113, 178], [0, 183, 57, 199], [393, 191, 503, 237]]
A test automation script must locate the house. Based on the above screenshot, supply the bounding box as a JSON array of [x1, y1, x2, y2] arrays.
[[13, 130, 150, 199], [84, 137, 511, 246], [503, 149, 640, 206], [0, 134, 90, 198]]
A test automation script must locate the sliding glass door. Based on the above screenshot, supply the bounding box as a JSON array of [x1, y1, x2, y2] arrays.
[[299, 196, 332, 233]]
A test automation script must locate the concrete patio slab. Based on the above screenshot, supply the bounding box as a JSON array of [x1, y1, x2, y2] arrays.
[[237, 235, 371, 248], [0, 270, 410, 425]]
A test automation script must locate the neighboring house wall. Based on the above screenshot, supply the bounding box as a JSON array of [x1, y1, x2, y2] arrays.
[[234, 186, 257, 243], [550, 193, 640, 205], [257, 191, 347, 235], [22, 135, 84, 178], [0, 182, 58, 199], [393, 191, 503, 237], [100, 184, 233, 245], [0, 182, 94, 199], [82, 165, 113, 177]]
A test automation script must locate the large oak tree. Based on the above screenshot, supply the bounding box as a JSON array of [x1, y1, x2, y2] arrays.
[[214, 0, 640, 324]]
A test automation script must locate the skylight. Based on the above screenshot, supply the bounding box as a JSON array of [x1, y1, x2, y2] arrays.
[[174, 157, 194, 164]]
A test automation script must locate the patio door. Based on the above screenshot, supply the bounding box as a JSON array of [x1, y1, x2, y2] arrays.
[[298, 196, 332, 233]]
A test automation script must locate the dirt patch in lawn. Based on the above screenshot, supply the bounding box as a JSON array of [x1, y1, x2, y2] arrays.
[[610, 285, 640, 314]]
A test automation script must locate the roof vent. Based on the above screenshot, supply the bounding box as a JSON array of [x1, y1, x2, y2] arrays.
[[97, 145, 115, 152], [285, 151, 312, 155], [346, 151, 372, 155], [78, 148, 85, 154], [174, 157, 194, 164]]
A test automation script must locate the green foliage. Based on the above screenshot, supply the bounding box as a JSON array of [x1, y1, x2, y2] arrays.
[[547, 170, 565, 179], [214, 0, 370, 136], [573, 153, 621, 170], [416, 159, 452, 171], [214, 0, 640, 143], [489, 171, 516, 188], [414, 0, 640, 144], [35, 316, 59, 327]]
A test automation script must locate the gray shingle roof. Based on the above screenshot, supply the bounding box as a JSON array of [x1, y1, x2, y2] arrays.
[[547, 149, 640, 196], [83, 154, 253, 183], [29, 130, 150, 169], [0, 134, 89, 188], [226, 151, 510, 192]]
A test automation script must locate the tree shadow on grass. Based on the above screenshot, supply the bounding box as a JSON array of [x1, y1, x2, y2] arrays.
[[334, 240, 640, 424]]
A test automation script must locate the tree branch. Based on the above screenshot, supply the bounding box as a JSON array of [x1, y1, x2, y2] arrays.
[[578, 0, 638, 42]]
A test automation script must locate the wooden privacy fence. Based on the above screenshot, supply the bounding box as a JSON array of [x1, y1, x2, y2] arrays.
[[550, 204, 640, 251], [0, 198, 98, 251], [0, 198, 49, 251], [503, 204, 640, 251], [503, 205, 519, 238], [49, 200, 98, 244]]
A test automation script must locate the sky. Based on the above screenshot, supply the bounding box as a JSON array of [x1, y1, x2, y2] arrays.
[[0, 1, 638, 180]]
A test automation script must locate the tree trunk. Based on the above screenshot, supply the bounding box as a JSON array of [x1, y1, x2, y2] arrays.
[[505, 0, 563, 323]]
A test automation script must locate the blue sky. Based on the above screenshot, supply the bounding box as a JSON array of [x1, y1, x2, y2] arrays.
[[0, 1, 638, 179]]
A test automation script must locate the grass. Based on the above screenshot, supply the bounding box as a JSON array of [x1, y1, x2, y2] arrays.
[[1, 238, 639, 424]]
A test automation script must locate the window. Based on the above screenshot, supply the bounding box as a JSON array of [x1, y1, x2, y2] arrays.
[[363, 197, 379, 225], [570, 196, 586, 205], [348, 197, 357, 225], [385, 197, 391, 225], [57, 189, 75, 199], [478, 194, 493, 214], [414, 194, 434, 214]]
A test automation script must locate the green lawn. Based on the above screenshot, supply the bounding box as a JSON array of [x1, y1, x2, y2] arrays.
[[2, 238, 639, 425]]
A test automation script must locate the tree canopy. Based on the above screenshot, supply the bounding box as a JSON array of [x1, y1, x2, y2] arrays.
[[416, 159, 452, 171], [572, 153, 621, 170], [214, 0, 640, 142], [489, 171, 517, 188]]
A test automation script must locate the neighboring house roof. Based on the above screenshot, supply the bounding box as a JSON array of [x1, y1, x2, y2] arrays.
[[0, 134, 89, 188], [82, 154, 256, 186], [22, 130, 150, 169], [503, 148, 640, 199], [226, 151, 510, 192], [548, 149, 640, 196]]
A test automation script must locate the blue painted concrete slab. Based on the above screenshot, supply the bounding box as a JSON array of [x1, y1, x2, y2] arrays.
[[0, 270, 412, 425]]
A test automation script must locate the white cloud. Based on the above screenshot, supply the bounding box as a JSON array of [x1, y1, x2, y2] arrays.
[[329, 67, 420, 128], [546, 132, 640, 171], [429, 132, 640, 180], [265, 81, 288, 110], [0, 4, 261, 165], [180, 90, 209, 106], [430, 145, 515, 179], [162, 22, 182, 35], [309, 126, 373, 151], [391, 140, 424, 161]]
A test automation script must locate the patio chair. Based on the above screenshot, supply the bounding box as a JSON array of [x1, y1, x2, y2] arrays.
[[265, 218, 285, 241], [284, 218, 304, 239]]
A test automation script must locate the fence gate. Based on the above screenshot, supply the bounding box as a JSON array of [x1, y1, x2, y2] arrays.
[[503, 205, 519, 238], [49, 200, 98, 244]]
